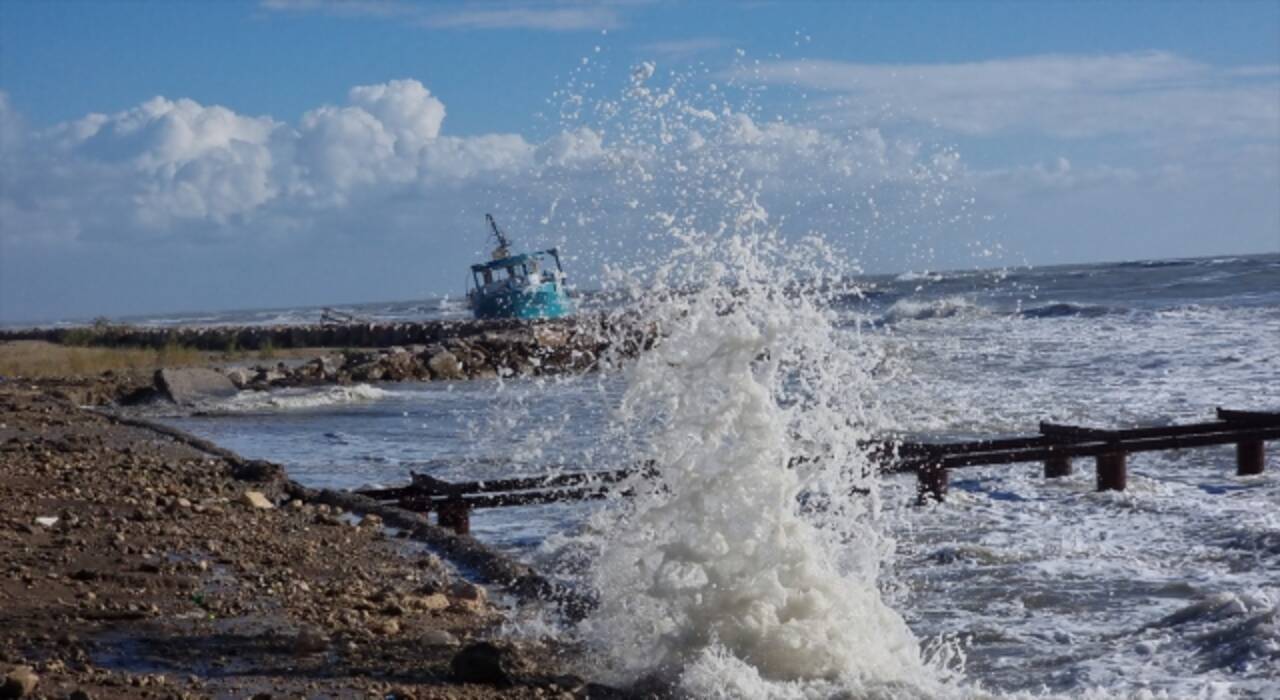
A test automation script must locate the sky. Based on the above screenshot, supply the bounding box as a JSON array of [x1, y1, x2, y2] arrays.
[[1, 0, 1278, 323]]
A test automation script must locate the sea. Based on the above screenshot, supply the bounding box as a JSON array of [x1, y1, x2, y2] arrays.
[[137, 252, 1280, 698]]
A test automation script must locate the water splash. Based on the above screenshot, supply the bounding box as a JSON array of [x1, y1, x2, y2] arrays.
[[544, 59, 968, 692], [577, 232, 938, 693]]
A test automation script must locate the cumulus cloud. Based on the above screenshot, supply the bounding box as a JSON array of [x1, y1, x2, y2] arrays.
[[2, 75, 963, 251], [737, 51, 1280, 141]]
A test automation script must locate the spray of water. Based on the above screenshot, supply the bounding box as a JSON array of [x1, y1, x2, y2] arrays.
[[579, 233, 947, 695], [525, 59, 979, 697]]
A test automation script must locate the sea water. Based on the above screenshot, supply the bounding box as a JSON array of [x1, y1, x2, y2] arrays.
[[160, 58, 1279, 697], [162, 253, 1280, 698]]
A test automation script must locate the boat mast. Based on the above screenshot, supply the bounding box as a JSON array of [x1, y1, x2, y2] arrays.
[[486, 213, 512, 260]]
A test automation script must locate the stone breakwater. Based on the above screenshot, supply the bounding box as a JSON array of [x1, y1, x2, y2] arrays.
[[0, 317, 622, 353], [222, 322, 619, 393]]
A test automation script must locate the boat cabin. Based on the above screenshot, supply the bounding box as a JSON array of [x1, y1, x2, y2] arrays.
[[467, 248, 572, 319]]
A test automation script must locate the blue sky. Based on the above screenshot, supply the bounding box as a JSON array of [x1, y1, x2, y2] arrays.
[[1, 0, 1278, 322]]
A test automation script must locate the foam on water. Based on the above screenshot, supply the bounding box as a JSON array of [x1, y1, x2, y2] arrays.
[[211, 384, 393, 412], [883, 295, 986, 323]]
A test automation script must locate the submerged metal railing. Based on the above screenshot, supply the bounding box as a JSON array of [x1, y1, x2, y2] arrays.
[[356, 407, 1277, 533], [897, 407, 1278, 503]]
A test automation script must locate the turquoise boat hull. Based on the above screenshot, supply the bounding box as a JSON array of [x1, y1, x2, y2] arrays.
[[472, 282, 574, 320]]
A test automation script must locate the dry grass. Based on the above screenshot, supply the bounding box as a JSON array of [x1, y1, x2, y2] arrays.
[[0, 340, 207, 378], [0, 340, 338, 379]]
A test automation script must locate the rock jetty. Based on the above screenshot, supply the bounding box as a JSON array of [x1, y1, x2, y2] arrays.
[[238, 322, 611, 388], [0, 317, 615, 353]]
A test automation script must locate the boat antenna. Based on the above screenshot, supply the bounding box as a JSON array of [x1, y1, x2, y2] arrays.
[[486, 213, 511, 260]]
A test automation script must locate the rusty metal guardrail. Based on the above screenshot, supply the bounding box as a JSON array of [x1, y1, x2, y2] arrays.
[[356, 407, 1277, 533]]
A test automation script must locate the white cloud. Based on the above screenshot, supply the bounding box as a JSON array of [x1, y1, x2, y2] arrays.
[[348, 79, 446, 148], [421, 4, 621, 31], [638, 37, 728, 60], [261, 0, 625, 31], [2, 75, 963, 250], [421, 133, 534, 182], [738, 51, 1280, 141]]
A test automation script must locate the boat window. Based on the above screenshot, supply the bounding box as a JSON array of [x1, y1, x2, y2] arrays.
[[482, 270, 493, 285]]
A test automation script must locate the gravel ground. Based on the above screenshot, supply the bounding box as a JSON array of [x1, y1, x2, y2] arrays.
[[0, 382, 604, 699]]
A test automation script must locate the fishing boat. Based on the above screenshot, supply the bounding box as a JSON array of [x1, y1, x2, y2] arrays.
[[466, 214, 574, 320]]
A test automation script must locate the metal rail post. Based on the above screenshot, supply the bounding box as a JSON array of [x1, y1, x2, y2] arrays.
[[916, 461, 948, 504], [1096, 452, 1127, 491], [1237, 440, 1264, 476]]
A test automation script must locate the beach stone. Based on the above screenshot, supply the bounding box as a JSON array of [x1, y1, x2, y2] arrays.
[[154, 368, 238, 405], [231, 459, 283, 483], [242, 491, 274, 510], [421, 629, 459, 647], [0, 666, 38, 699], [427, 351, 465, 380], [450, 642, 515, 687], [448, 581, 487, 613], [407, 592, 449, 612], [292, 627, 329, 654]]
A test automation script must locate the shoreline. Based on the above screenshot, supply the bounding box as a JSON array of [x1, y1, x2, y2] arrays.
[[0, 382, 613, 699]]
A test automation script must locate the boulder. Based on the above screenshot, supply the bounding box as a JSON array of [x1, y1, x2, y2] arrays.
[[348, 362, 385, 382], [154, 368, 238, 405], [427, 350, 465, 380], [316, 355, 342, 379], [223, 367, 254, 389], [533, 326, 569, 348], [380, 352, 418, 381]]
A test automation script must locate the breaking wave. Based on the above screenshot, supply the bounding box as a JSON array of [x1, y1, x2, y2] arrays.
[[212, 384, 392, 412], [882, 296, 985, 323]]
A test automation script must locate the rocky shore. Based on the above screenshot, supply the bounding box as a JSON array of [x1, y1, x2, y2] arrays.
[[0, 384, 625, 699]]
